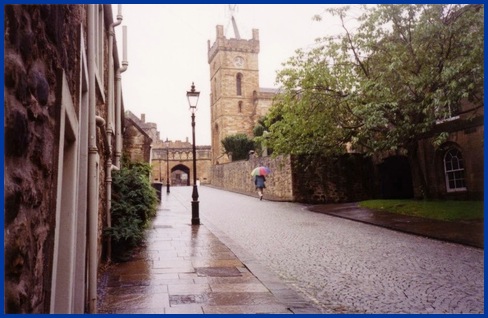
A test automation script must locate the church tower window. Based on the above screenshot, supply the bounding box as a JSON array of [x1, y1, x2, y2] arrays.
[[236, 73, 242, 96]]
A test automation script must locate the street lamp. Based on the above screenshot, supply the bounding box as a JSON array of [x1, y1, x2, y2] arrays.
[[187, 82, 200, 225], [165, 137, 170, 194], [158, 157, 162, 182]]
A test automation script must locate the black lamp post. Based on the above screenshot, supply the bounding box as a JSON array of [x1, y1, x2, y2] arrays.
[[165, 137, 170, 194], [158, 158, 162, 182], [187, 82, 200, 225]]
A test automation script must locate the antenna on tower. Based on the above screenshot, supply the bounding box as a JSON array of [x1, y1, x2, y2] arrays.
[[226, 4, 241, 39]]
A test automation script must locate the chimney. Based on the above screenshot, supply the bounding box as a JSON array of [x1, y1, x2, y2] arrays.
[[141, 113, 145, 123]]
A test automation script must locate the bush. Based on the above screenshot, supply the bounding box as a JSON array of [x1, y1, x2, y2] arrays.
[[105, 161, 158, 261], [221, 133, 255, 161]]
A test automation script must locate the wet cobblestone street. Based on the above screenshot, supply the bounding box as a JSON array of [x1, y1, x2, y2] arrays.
[[197, 187, 484, 314]]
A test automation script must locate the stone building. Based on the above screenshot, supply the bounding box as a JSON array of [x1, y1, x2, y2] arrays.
[[207, 24, 277, 164], [4, 4, 129, 313], [412, 99, 483, 200], [152, 139, 212, 186], [123, 111, 154, 163], [125, 111, 212, 187]]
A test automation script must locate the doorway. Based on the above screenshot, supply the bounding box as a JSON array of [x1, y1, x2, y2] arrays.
[[378, 156, 414, 199]]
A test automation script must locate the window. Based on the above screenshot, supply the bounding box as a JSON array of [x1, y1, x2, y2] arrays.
[[444, 148, 467, 192], [238, 101, 242, 113], [236, 73, 242, 96], [435, 101, 460, 124]]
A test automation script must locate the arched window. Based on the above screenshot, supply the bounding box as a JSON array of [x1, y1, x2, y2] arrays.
[[444, 148, 467, 192], [238, 101, 243, 113], [236, 73, 242, 96]]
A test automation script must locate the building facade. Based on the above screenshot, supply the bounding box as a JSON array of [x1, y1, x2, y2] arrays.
[[124, 111, 153, 163], [4, 4, 129, 313], [152, 139, 212, 186], [414, 100, 484, 200], [125, 111, 212, 186], [207, 25, 275, 164]]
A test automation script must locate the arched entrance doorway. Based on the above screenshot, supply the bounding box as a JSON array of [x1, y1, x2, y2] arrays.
[[171, 164, 190, 186], [378, 156, 414, 199]]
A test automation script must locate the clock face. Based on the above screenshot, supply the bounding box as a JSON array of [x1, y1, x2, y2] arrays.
[[234, 56, 244, 67]]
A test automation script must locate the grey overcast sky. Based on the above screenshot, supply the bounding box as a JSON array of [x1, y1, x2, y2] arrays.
[[113, 4, 361, 145]]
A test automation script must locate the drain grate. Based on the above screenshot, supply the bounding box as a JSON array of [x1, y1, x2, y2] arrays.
[[195, 267, 242, 277], [152, 224, 173, 229], [169, 294, 208, 305]]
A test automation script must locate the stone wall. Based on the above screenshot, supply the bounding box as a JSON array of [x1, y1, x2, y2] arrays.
[[123, 117, 152, 163], [4, 4, 120, 313], [210, 154, 377, 203], [211, 155, 294, 201], [4, 5, 87, 313], [291, 154, 377, 203]]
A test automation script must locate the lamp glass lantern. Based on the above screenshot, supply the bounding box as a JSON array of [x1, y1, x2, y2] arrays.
[[187, 82, 200, 112]]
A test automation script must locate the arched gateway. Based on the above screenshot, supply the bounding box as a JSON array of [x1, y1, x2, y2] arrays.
[[151, 138, 211, 186]]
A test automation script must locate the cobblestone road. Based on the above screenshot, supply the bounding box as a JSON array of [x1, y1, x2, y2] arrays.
[[177, 186, 484, 314]]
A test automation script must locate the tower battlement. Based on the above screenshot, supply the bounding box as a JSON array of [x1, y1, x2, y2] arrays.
[[207, 25, 259, 63]]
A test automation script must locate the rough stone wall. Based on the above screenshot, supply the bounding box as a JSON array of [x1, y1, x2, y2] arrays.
[[125, 110, 158, 145], [210, 154, 377, 203], [4, 5, 85, 313], [291, 154, 377, 203], [4, 4, 115, 313], [123, 118, 152, 163], [211, 155, 294, 201]]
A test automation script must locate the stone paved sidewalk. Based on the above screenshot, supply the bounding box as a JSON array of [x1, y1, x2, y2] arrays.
[[97, 190, 320, 314]]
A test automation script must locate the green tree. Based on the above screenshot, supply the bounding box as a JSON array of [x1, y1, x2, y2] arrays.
[[265, 4, 484, 198], [253, 117, 274, 156], [221, 133, 255, 161]]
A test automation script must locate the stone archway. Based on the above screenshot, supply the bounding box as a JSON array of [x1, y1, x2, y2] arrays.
[[171, 164, 190, 186]]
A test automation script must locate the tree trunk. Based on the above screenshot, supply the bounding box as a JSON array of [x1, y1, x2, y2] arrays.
[[407, 142, 430, 200]]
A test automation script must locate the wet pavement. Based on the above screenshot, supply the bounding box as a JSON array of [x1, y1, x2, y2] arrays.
[[97, 188, 321, 314], [307, 202, 484, 249], [98, 187, 484, 314]]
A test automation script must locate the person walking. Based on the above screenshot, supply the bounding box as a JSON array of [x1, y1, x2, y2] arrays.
[[254, 175, 266, 200]]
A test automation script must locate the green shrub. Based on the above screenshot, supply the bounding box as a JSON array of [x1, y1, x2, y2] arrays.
[[105, 161, 158, 261], [221, 133, 255, 161]]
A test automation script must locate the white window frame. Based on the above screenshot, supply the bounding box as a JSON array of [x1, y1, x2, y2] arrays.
[[435, 102, 460, 124], [444, 148, 467, 192]]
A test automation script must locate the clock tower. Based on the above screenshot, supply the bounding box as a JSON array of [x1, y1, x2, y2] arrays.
[[207, 25, 261, 164]]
